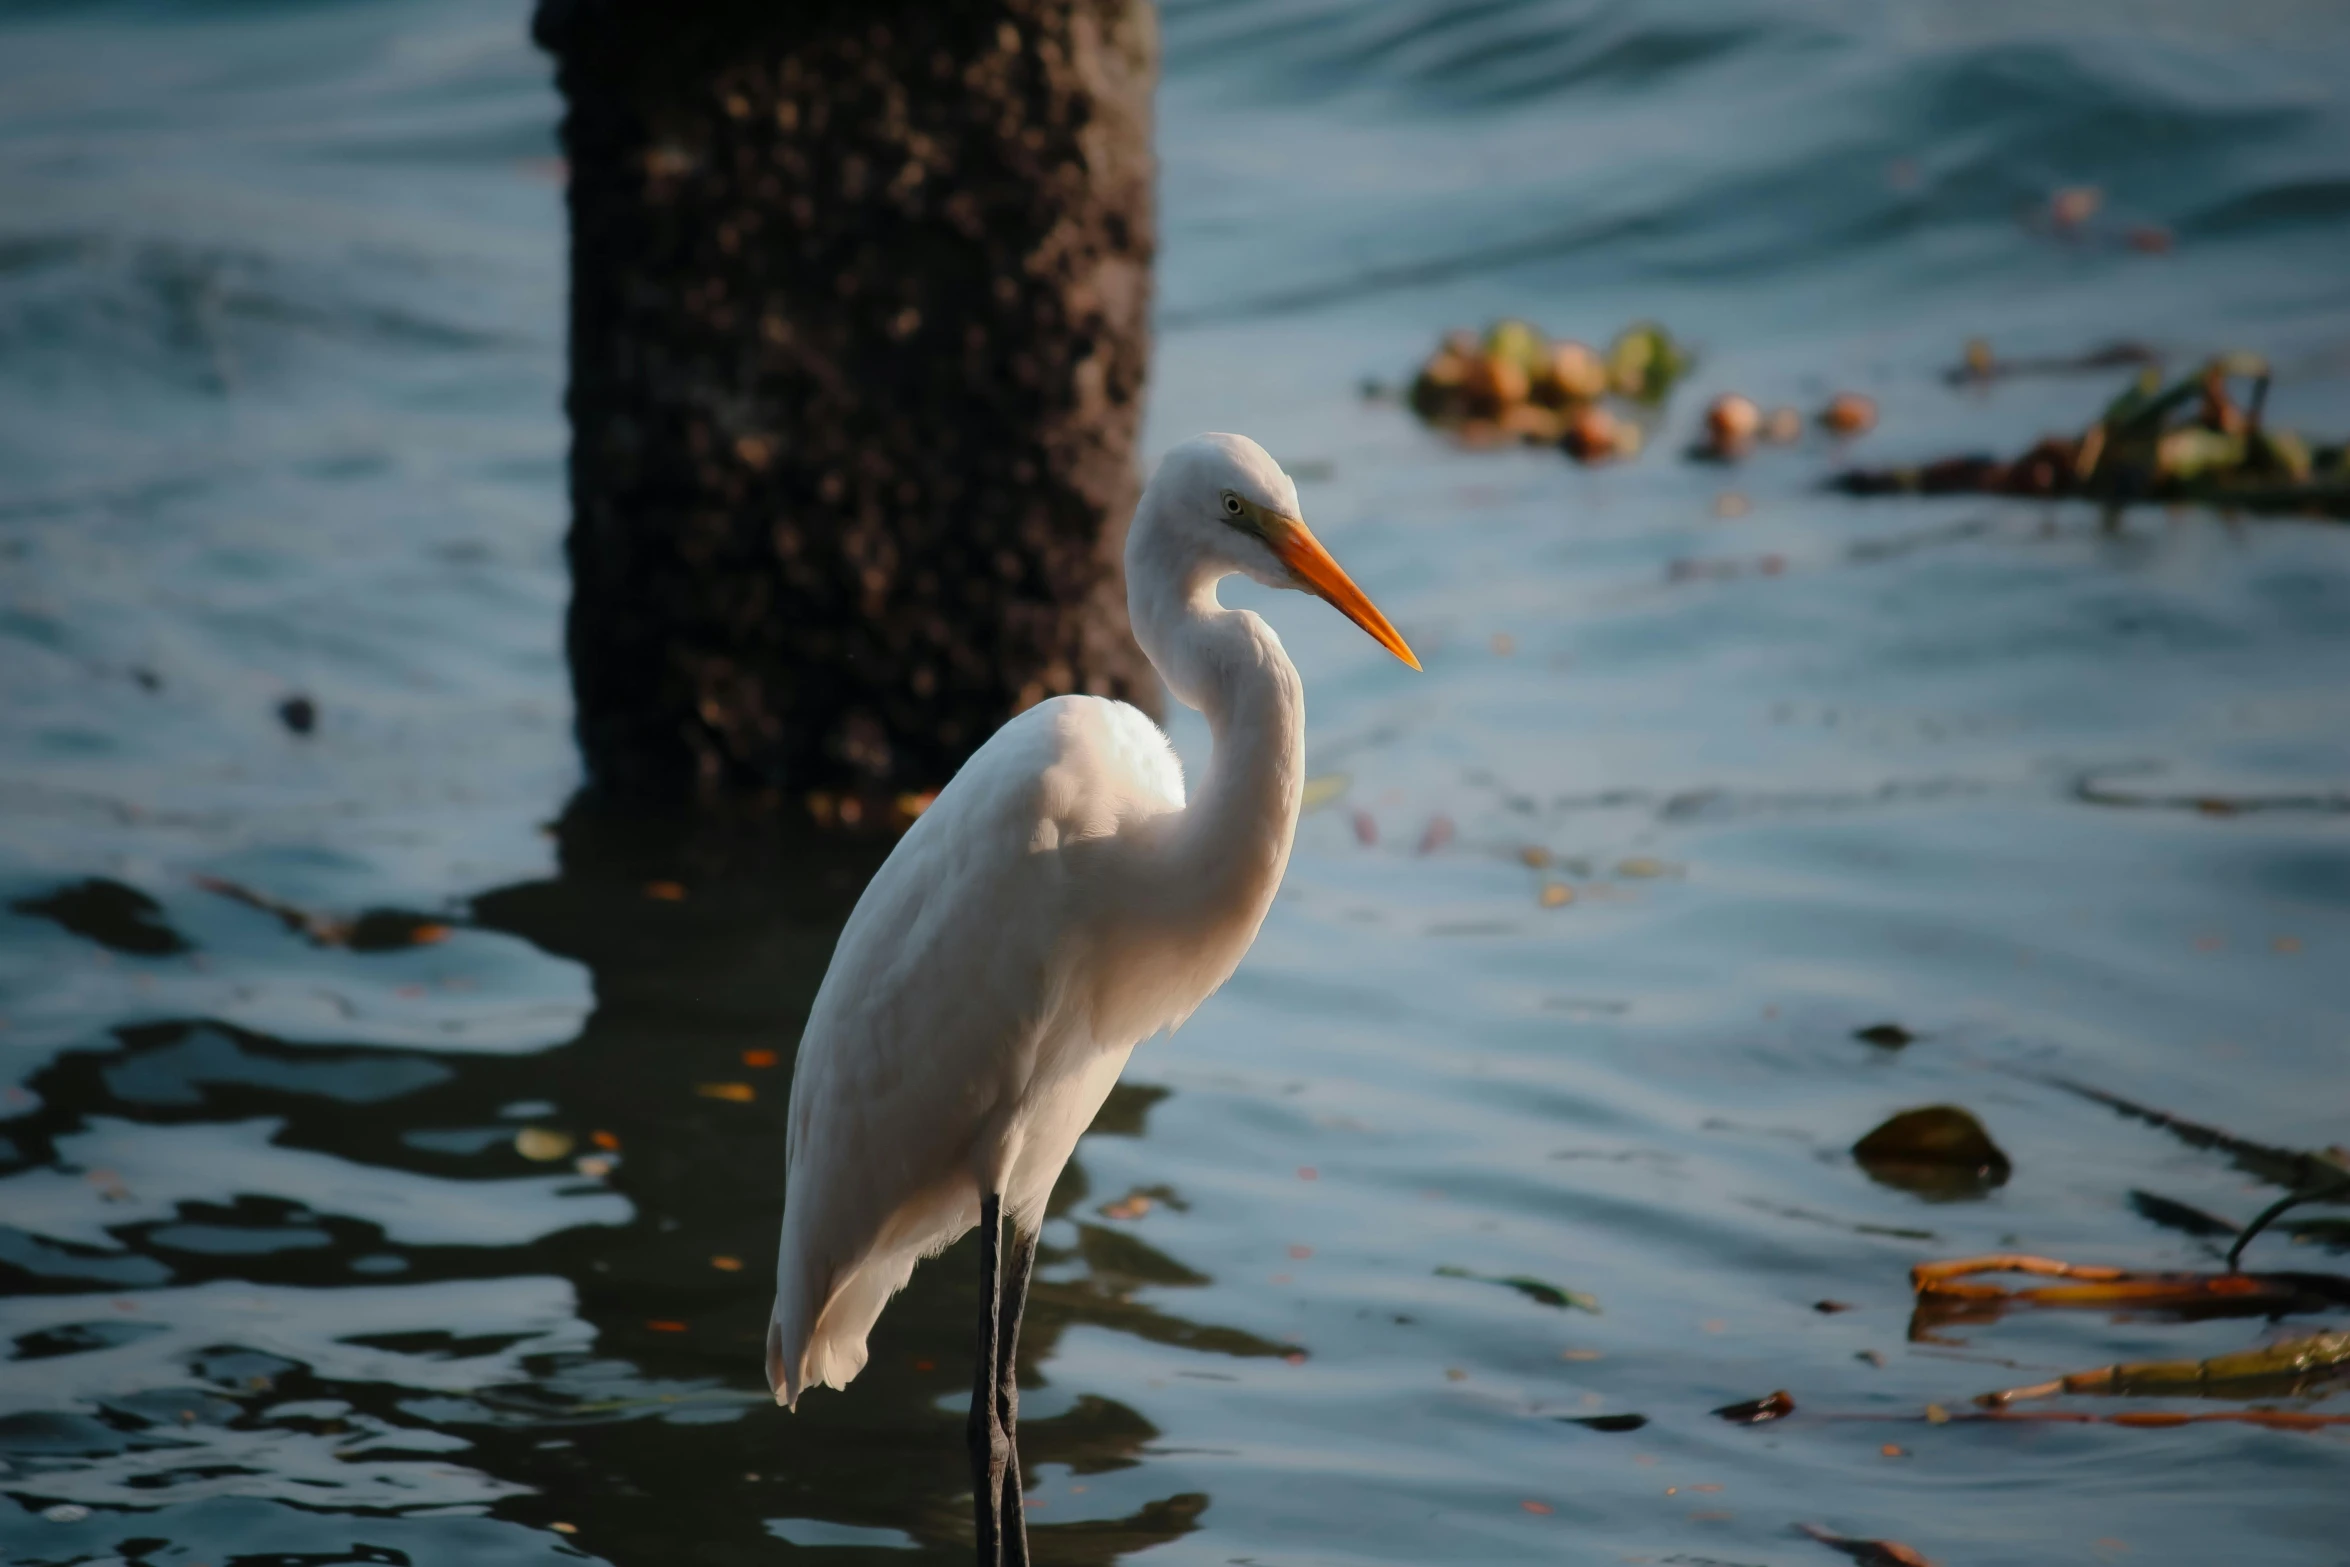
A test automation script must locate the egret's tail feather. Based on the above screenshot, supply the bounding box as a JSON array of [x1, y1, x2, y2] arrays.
[[766, 1247, 919, 1410]]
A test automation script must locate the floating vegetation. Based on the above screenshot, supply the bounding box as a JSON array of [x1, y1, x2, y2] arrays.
[[1847, 1102, 2350, 1433], [1910, 1253, 2350, 1322], [1944, 337, 2160, 386], [1604, 321, 1692, 404], [2032, 1075, 2350, 1198], [1406, 319, 1691, 459], [1434, 1265, 1601, 1313], [1834, 355, 2350, 517], [1396, 321, 2340, 517], [1975, 1329, 2350, 1407]]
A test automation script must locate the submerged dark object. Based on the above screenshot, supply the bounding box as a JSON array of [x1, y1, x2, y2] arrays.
[[1797, 1522, 1935, 1566], [277, 694, 317, 734], [1852, 1106, 2011, 1198], [1853, 1022, 1914, 1049], [1712, 1389, 1796, 1423], [535, 0, 1161, 810], [1557, 1412, 1648, 1432]]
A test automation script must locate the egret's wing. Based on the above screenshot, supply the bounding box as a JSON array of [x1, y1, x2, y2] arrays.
[[1091, 696, 1185, 812], [768, 696, 1180, 1404]]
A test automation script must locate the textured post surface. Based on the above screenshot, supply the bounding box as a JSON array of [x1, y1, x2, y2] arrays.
[[536, 0, 1159, 806]]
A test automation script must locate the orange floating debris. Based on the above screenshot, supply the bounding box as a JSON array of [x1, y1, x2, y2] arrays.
[[1911, 1254, 2346, 1316], [1820, 393, 1878, 437], [644, 881, 687, 901], [2048, 185, 2103, 232], [711, 1255, 743, 1272], [646, 1320, 688, 1333], [696, 1082, 756, 1103], [1564, 403, 1633, 463], [1703, 393, 1760, 457], [742, 1048, 779, 1068]]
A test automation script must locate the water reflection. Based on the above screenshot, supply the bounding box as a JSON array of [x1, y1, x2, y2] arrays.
[[1, 800, 1263, 1562]]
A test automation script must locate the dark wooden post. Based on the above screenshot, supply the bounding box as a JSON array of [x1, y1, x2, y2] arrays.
[[534, 0, 1159, 810]]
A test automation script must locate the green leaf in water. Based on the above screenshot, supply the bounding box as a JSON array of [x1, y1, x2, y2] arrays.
[[1435, 1265, 1601, 1313]]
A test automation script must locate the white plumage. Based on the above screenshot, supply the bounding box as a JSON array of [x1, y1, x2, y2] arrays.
[[766, 432, 1417, 1413]]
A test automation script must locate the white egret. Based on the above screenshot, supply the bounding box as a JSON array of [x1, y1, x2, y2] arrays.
[[766, 432, 1417, 1563]]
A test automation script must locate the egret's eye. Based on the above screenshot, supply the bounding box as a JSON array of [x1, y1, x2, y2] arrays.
[[1221, 493, 1245, 517]]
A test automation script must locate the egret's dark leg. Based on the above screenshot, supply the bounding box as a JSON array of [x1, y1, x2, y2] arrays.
[[968, 1194, 1008, 1566], [995, 1221, 1039, 1566]]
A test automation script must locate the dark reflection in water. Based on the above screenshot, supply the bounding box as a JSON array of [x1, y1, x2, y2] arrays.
[[2, 803, 1249, 1563], [6, 0, 2350, 1561]]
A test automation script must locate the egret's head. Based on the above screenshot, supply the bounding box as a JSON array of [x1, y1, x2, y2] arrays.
[[1141, 432, 1419, 670]]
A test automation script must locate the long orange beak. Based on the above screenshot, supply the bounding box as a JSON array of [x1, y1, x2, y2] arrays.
[[1272, 518, 1421, 671]]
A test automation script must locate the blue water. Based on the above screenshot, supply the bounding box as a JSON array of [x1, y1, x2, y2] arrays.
[[3, 1, 2348, 1563]]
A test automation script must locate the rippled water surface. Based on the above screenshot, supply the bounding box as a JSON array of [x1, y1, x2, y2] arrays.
[[4, 2, 2349, 1563]]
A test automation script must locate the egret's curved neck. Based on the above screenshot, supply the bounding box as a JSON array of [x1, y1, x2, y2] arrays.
[[1126, 523, 1305, 924]]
